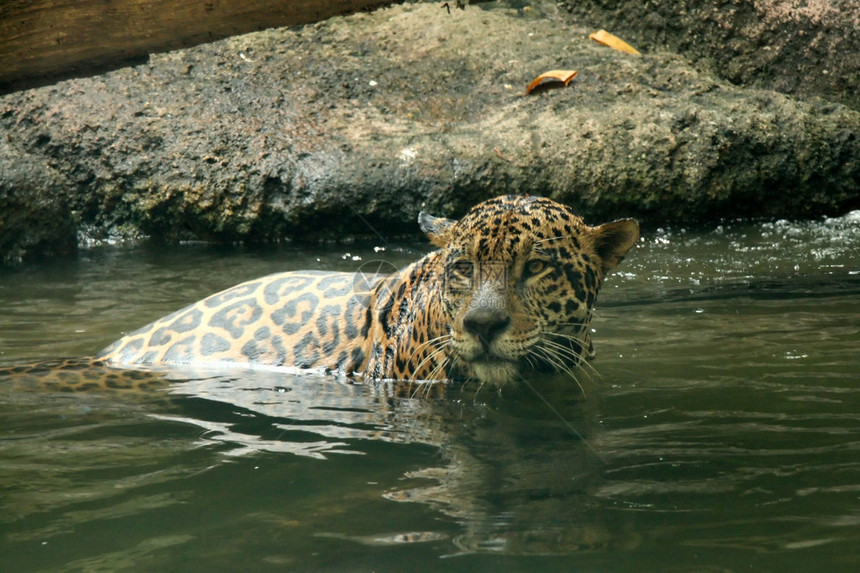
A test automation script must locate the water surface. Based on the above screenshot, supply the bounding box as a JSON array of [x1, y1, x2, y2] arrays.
[[1, 214, 859, 572]]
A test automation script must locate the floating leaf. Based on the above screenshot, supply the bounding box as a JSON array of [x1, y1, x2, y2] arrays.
[[589, 30, 640, 55], [526, 70, 578, 94]]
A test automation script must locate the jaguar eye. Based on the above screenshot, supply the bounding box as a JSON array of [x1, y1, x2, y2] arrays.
[[452, 260, 474, 278], [525, 259, 546, 276], [447, 260, 474, 291]]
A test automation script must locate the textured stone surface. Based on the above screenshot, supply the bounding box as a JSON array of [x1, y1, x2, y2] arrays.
[[560, 0, 860, 110]]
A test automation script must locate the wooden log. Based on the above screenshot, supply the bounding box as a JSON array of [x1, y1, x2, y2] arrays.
[[0, 0, 394, 94]]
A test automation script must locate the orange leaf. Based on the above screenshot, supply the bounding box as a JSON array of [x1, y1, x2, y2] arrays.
[[589, 30, 640, 55], [526, 70, 578, 94]]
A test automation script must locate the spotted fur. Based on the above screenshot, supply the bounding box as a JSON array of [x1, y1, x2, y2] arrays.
[[91, 195, 638, 387]]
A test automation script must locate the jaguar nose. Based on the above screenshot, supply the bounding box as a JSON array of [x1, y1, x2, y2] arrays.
[[463, 307, 511, 346]]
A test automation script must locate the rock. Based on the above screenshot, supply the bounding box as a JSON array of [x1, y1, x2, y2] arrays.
[[0, 2, 858, 262], [559, 0, 860, 110], [0, 137, 76, 264]]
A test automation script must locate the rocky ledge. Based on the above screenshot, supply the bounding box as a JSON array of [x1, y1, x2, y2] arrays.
[[1, 1, 858, 263]]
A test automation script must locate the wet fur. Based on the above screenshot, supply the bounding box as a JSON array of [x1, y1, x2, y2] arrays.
[[96, 195, 639, 387]]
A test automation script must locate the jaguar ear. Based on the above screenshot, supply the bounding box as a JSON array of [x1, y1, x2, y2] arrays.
[[592, 218, 640, 273], [418, 211, 455, 247]]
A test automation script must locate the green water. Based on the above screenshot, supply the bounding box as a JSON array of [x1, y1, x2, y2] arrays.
[[1, 214, 859, 572]]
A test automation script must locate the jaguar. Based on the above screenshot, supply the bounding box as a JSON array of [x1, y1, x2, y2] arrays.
[[92, 194, 639, 388]]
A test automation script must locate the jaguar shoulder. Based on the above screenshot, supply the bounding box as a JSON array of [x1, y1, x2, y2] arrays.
[[95, 194, 638, 387]]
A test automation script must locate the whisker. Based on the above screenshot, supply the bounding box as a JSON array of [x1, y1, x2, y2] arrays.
[[425, 352, 453, 386], [531, 340, 587, 393], [408, 333, 451, 362], [471, 381, 486, 403], [538, 336, 594, 378], [409, 379, 423, 399], [545, 341, 598, 383], [531, 344, 587, 398], [410, 334, 452, 381], [541, 332, 600, 378], [410, 361, 443, 399], [551, 321, 589, 328], [535, 346, 580, 375], [530, 343, 570, 378], [405, 335, 453, 398], [412, 348, 443, 381]]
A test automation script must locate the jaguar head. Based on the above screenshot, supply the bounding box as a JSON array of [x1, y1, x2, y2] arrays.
[[419, 195, 639, 387]]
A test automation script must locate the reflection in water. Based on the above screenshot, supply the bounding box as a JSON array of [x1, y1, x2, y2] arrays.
[[157, 370, 460, 458], [0, 362, 635, 556], [1, 213, 859, 569], [161, 368, 638, 555]]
